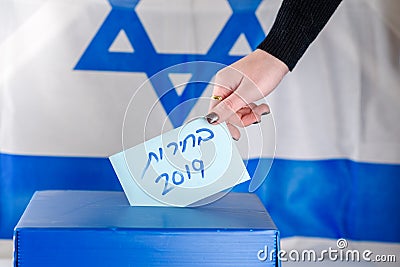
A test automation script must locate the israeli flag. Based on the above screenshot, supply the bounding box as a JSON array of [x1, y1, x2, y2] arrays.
[[0, 0, 399, 246]]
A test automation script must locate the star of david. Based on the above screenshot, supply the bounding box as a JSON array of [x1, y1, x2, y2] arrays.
[[75, 0, 266, 128]]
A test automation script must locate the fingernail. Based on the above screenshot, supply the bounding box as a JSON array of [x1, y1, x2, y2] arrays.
[[261, 111, 270, 116], [205, 112, 219, 124], [253, 121, 261, 125], [232, 137, 239, 141]]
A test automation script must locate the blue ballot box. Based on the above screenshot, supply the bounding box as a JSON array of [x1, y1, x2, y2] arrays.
[[14, 191, 280, 266]]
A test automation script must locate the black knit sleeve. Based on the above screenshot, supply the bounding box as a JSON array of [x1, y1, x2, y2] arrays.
[[257, 0, 342, 71]]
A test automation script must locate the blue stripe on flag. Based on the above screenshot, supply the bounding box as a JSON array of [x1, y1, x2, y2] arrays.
[[236, 158, 400, 243], [0, 153, 121, 239], [1, 153, 399, 242]]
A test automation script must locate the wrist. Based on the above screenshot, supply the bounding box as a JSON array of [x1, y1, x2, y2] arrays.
[[254, 49, 289, 76]]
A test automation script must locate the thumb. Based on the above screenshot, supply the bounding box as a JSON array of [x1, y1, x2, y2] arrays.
[[205, 91, 247, 124]]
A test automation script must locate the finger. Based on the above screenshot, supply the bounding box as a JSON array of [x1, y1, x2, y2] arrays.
[[235, 104, 259, 122], [236, 103, 269, 116], [251, 103, 270, 116], [227, 123, 241, 141], [209, 84, 232, 111], [206, 91, 247, 124], [209, 67, 245, 111], [236, 103, 257, 116], [230, 108, 259, 127], [240, 112, 261, 127], [229, 103, 270, 127]]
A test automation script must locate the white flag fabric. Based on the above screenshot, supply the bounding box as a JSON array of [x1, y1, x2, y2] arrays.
[[0, 0, 399, 242]]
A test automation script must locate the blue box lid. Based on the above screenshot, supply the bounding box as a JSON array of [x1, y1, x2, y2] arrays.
[[16, 190, 277, 230]]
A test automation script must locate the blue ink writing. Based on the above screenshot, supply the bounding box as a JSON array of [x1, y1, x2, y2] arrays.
[[141, 127, 214, 195], [154, 159, 205, 195]]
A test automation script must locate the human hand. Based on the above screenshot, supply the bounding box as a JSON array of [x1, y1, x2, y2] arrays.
[[205, 49, 289, 140]]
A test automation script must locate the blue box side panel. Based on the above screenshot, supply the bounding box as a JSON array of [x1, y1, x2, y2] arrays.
[[16, 229, 278, 267]]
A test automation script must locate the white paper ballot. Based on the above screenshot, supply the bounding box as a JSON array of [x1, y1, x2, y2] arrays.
[[109, 118, 250, 207]]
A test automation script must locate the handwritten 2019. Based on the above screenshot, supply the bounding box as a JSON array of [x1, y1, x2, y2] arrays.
[[141, 128, 215, 196]]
